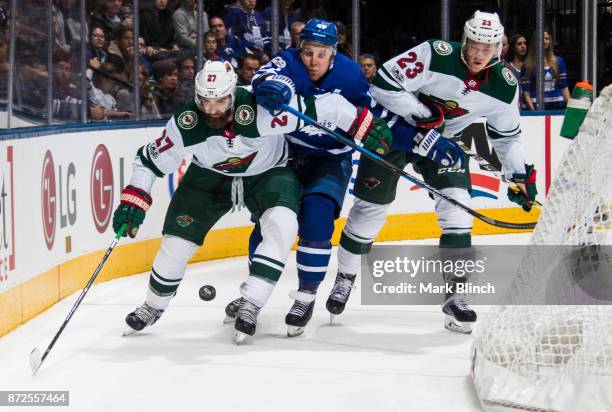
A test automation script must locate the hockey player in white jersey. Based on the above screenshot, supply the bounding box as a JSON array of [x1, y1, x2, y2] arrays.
[[112, 60, 392, 343], [326, 11, 538, 333]]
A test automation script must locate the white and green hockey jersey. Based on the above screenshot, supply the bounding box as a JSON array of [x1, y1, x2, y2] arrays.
[[129, 87, 360, 193], [372, 40, 526, 177]]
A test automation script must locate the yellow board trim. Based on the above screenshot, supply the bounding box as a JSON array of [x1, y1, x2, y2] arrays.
[[0, 208, 538, 337]]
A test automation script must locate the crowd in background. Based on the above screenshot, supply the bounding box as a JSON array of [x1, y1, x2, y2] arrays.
[[0, 0, 573, 126]]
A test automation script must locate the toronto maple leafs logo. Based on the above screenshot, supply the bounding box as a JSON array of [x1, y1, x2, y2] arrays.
[[299, 120, 335, 137]]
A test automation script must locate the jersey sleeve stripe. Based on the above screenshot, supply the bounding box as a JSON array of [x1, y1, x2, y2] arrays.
[[372, 66, 403, 92], [137, 146, 165, 177]]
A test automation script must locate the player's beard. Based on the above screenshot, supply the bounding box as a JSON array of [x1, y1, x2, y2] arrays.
[[203, 108, 234, 129]]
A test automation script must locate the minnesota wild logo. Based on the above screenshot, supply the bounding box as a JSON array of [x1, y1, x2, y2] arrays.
[[235, 105, 255, 126], [176, 214, 194, 227], [422, 94, 469, 119], [213, 152, 258, 173], [502, 67, 518, 86], [178, 111, 198, 129], [433, 40, 453, 56]]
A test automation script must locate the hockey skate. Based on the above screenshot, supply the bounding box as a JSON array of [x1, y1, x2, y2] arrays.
[[234, 299, 261, 344], [123, 303, 164, 336], [326, 272, 357, 323], [441, 292, 477, 334], [285, 290, 316, 337], [224, 297, 242, 324]]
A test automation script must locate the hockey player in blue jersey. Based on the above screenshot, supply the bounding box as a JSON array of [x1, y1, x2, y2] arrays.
[[223, 19, 464, 337]]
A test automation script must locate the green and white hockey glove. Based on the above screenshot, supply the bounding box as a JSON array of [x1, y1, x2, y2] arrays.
[[113, 185, 152, 238], [507, 164, 538, 212], [350, 107, 392, 155]]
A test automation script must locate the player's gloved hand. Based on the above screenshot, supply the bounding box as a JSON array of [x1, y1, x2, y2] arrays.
[[112, 185, 152, 238], [507, 164, 537, 212], [350, 107, 392, 155], [255, 79, 293, 114], [412, 94, 446, 132], [412, 129, 465, 167]]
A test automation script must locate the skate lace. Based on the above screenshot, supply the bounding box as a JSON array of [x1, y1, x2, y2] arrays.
[[288, 300, 311, 317], [238, 300, 260, 325], [454, 293, 470, 310], [331, 276, 355, 302], [134, 304, 162, 326]]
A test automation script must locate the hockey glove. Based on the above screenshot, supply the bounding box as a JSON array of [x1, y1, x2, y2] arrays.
[[350, 107, 392, 155], [112, 185, 152, 238], [255, 78, 293, 114], [412, 129, 465, 168], [507, 164, 537, 212], [412, 94, 446, 132]]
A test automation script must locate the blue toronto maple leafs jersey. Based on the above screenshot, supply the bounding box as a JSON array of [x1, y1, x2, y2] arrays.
[[252, 49, 377, 156]]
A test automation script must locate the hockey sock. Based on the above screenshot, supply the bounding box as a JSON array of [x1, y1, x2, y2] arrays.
[[337, 198, 390, 274], [249, 206, 298, 305], [146, 235, 199, 310], [247, 222, 263, 271], [296, 194, 335, 291]]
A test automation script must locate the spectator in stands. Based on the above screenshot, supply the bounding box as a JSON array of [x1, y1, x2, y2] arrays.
[[209, 16, 253, 67], [236, 53, 261, 85], [116, 61, 161, 119], [263, 0, 298, 50], [87, 24, 109, 70], [175, 54, 195, 106], [335, 21, 352, 57], [53, 0, 82, 52], [140, 0, 176, 52], [89, 0, 132, 42], [501, 33, 509, 61], [177, 54, 195, 82], [522, 29, 570, 110], [107, 26, 154, 78], [289, 21, 304, 48], [358, 53, 377, 83], [223, 0, 267, 51], [507, 33, 528, 78], [52, 49, 81, 121], [151, 59, 179, 116], [89, 64, 133, 121], [203, 30, 221, 60], [16, 44, 48, 114], [507, 33, 528, 110], [173, 0, 208, 50]]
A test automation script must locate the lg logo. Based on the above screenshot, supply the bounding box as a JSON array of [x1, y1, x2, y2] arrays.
[[90, 145, 114, 233]]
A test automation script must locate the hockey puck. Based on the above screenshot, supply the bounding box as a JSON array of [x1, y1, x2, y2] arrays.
[[199, 285, 216, 301]]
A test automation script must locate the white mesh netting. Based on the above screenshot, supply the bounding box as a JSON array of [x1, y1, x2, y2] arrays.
[[471, 85, 612, 412]]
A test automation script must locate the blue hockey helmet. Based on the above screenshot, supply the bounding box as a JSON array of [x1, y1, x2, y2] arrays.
[[299, 19, 339, 48]]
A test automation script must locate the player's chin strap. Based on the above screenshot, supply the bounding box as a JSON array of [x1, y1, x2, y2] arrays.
[[281, 104, 538, 230]]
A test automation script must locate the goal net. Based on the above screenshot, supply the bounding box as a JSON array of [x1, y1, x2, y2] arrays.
[[471, 85, 612, 412]]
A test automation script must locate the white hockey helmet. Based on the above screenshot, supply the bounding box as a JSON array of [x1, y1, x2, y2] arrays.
[[194, 60, 238, 110], [461, 11, 504, 69]]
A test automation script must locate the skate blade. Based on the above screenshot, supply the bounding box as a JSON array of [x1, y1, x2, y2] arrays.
[[444, 315, 473, 334], [223, 315, 235, 324], [287, 325, 305, 337], [329, 313, 337, 324], [234, 330, 249, 345], [122, 326, 138, 337]]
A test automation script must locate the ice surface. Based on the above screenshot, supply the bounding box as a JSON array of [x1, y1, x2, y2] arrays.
[[0, 233, 531, 412]]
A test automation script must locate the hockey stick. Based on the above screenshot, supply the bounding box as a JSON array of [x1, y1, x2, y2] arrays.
[[281, 104, 537, 230], [29, 224, 127, 376], [454, 140, 542, 207]]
